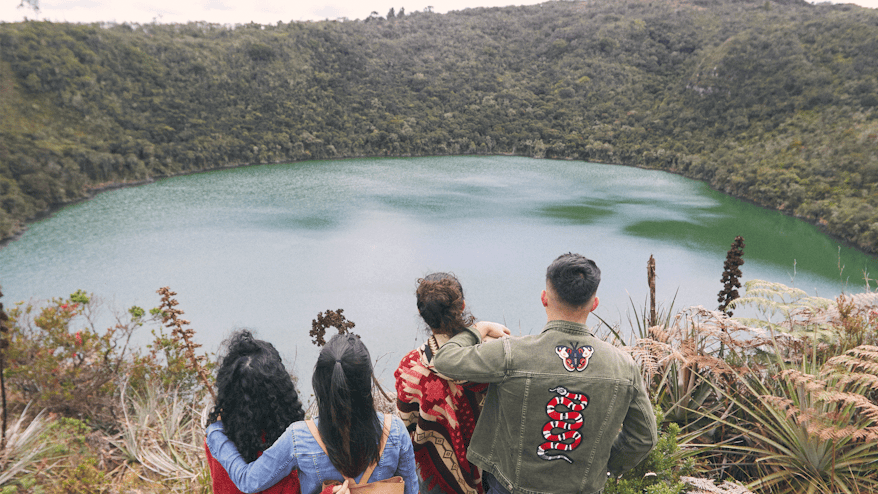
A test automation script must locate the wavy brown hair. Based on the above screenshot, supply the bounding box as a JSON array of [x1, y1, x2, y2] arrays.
[[416, 272, 475, 335], [207, 330, 305, 462]]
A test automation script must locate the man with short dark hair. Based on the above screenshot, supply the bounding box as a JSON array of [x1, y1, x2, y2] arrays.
[[433, 253, 657, 494]]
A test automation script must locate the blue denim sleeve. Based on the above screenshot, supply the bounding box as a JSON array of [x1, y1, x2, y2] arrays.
[[205, 421, 298, 493], [392, 417, 419, 494]]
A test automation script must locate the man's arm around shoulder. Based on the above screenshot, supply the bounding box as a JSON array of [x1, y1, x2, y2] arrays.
[[432, 325, 508, 383]]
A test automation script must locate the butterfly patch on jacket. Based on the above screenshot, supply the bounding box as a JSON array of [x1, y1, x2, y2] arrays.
[[555, 344, 594, 372]]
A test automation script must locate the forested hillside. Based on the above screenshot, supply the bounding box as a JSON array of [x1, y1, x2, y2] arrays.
[[1, 0, 877, 251]]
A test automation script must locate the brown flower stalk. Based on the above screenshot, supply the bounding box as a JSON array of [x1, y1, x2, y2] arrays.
[[648, 255, 657, 327], [156, 287, 216, 401], [1, 286, 9, 451], [718, 236, 745, 316]]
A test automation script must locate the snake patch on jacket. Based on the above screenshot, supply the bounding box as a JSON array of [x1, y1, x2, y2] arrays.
[[537, 386, 589, 463]]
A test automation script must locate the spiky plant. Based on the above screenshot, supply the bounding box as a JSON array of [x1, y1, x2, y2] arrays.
[[0, 405, 53, 488], [112, 380, 211, 492], [694, 345, 878, 494]]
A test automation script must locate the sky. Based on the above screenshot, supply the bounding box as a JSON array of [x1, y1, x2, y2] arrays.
[[1, 0, 875, 25]]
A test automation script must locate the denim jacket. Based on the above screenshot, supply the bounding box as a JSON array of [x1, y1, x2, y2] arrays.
[[433, 320, 657, 494], [205, 412, 418, 494]]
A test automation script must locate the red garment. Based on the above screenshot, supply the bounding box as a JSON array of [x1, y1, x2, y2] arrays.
[[205, 442, 301, 494], [394, 335, 487, 494]]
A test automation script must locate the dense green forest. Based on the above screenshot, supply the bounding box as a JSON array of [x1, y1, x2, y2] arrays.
[[1, 0, 877, 251]]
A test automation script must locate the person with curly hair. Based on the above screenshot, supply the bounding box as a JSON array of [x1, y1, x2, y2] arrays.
[[207, 333, 418, 494], [205, 329, 306, 494], [395, 273, 510, 494]]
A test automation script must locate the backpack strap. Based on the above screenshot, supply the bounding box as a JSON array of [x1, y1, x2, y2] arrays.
[[305, 413, 394, 486]]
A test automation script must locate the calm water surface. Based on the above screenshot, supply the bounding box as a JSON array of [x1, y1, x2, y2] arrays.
[[2, 156, 875, 392]]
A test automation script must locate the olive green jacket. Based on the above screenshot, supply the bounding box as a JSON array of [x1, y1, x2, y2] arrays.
[[433, 320, 656, 494]]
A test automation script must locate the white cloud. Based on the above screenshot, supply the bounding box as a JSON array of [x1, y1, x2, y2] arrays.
[[1, 0, 875, 26]]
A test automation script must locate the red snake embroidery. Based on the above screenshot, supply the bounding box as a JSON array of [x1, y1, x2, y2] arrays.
[[537, 386, 589, 463]]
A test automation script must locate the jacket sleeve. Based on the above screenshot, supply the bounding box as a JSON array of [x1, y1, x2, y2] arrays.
[[205, 421, 298, 493], [606, 368, 658, 476], [432, 327, 508, 383]]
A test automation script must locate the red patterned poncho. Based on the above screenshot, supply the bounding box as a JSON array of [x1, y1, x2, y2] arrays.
[[394, 334, 488, 494]]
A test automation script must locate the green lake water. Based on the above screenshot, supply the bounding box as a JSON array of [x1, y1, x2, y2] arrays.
[[2, 156, 875, 389]]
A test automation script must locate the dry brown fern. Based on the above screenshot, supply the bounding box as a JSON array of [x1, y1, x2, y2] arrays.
[[624, 306, 776, 424], [758, 345, 878, 443]]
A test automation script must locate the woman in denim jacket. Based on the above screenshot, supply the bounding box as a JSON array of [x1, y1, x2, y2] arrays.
[[206, 333, 418, 494]]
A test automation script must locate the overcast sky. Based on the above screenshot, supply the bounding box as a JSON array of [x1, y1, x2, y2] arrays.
[[1, 0, 875, 25]]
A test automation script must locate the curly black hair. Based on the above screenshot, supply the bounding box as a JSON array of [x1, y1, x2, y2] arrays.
[[207, 330, 305, 462]]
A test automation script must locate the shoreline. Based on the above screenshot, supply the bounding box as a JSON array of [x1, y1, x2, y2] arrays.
[[1, 153, 875, 261]]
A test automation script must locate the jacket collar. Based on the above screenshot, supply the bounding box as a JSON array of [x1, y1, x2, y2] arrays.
[[540, 319, 594, 337]]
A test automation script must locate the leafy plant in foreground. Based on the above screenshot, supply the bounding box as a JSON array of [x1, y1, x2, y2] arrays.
[[604, 408, 694, 494], [695, 345, 878, 493], [2, 291, 145, 422]]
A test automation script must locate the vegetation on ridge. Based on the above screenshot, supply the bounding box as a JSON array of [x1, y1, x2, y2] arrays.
[[1, 0, 877, 251]]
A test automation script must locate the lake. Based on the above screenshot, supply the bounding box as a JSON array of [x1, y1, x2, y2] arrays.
[[1, 156, 875, 394]]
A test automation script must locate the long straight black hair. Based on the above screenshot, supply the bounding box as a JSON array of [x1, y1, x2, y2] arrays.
[[313, 333, 382, 478]]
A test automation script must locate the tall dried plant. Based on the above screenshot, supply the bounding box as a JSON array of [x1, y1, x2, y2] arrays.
[[0, 286, 9, 450], [718, 236, 745, 317], [648, 255, 657, 327], [155, 287, 215, 401]]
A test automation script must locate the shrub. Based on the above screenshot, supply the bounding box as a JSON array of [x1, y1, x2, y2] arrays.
[[2, 291, 142, 422], [604, 408, 695, 494]]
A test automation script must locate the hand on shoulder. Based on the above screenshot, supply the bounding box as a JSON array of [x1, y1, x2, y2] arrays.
[[474, 321, 511, 341]]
